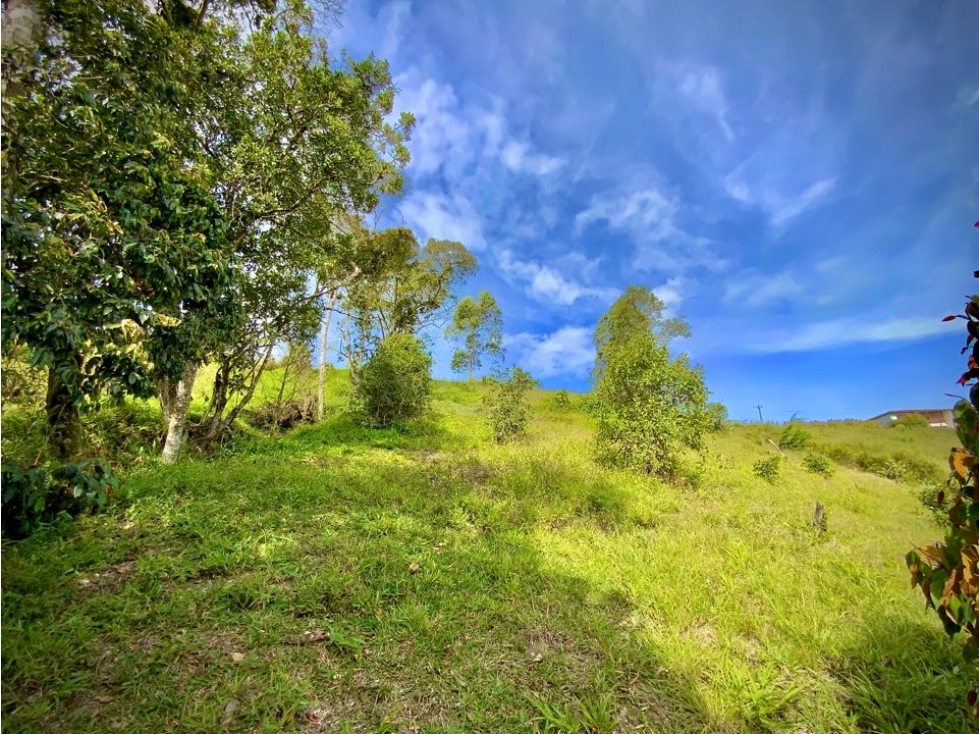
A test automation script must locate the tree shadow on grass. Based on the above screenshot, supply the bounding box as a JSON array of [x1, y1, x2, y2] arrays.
[[1, 447, 716, 733], [275, 413, 465, 455], [829, 612, 976, 733]]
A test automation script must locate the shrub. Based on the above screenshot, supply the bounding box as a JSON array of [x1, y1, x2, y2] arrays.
[[752, 455, 781, 483], [356, 334, 432, 428], [592, 286, 708, 479], [553, 389, 571, 409], [895, 412, 930, 428], [778, 423, 811, 450], [483, 367, 538, 443], [802, 452, 833, 477], [244, 393, 317, 431], [1, 457, 118, 538], [905, 274, 979, 716]]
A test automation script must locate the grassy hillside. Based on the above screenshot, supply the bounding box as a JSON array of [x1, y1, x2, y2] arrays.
[[2, 377, 974, 733]]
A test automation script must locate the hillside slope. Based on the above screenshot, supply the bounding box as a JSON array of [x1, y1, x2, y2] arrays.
[[1, 381, 974, 733]]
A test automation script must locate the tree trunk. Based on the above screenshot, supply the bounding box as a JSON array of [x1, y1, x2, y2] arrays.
[[317, 292, 337, 421], [203, 362, 232, 441], [160, 364, 198, 464], [217, 343, 274, 436], [45, 369, 80, 460]]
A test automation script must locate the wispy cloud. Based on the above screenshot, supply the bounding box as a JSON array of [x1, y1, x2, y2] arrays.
[[723, 270, 803, 308], [497, 250, 618, 306], [730, 315, 958, 354], [575, 186, 724, 273], [507, 326, 595, 377], [661, 61, 734, 140], [501, 140, 565, 177], [652, 276, 684, 312], [725, 176, 837, 228], [400, 191, 485, 249]]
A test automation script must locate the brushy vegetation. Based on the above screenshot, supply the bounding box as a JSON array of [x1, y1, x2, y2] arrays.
[[592, 287, 709, 479], [778, 423, 811, 450], [3, 374, 976, 733], [802, 452, 834, 478], [895, 412, 932, 428], [752, 454, 781, 483], [905, 288, 979, 716], [483, 367, 538, 444]]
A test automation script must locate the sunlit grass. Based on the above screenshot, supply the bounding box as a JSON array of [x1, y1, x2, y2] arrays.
[[2, 384, 975, 732]]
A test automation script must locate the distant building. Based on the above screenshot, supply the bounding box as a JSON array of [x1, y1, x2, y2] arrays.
[[867, 409, 955, 428]]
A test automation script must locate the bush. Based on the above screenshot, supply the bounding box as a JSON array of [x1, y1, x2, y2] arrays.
[[917, 484, 950, 528], [752, 455, 781, 483], [815, 442, 944, 485], [483, 367, 538, 443], [1, 457, 119, 538], [356, 334, 432, 428], [895, 412, 930, 428], [802, 452, 833, 477], [778, 423, 811, 450], [593, 337, 709, 478], [244, 393, 316, 431], [553, 389, 571, 409]]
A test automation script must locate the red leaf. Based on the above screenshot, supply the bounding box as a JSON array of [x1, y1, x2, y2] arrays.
[[974, 220, 979, 228], [958, 376, 969, 386], [943, 315, 959, 322]]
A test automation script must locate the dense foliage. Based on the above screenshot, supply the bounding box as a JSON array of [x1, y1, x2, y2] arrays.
[[592, 286, 709, 478], [906, 262, 979, 715], [356, 333, 432, 428], [1, 0, 414, 463], [1, 457, 118, 538]]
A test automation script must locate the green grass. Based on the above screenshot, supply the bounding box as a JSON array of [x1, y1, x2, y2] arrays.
[[2, 385, 976, 733]]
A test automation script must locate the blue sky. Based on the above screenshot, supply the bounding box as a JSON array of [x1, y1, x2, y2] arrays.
[[323, 0, 979, 422]]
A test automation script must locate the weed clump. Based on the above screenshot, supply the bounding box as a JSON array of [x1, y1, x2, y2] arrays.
[[752, 455, 781, 483], [802, 452, 834, 477], [778, 423, 811, 450]]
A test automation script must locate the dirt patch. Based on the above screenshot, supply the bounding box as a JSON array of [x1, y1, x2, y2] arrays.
[[75, 560, 136, 594]]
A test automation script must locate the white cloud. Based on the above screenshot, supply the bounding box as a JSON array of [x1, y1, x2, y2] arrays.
[[575, 186, 724, 274], [501, 140, 565, 177], [377, 1, 411, 61], [652, 277, 684, 312], [497, 250, 618, 306], [400, 191, 485, 249], [724, 270, 803, 308], [507, 326, 596, 378], [725, 174, 836, 227], [738, 315, 957, 354], [958, 85, 979, 107], [394, 73, 476, 176], [669, 63, 734, 141]]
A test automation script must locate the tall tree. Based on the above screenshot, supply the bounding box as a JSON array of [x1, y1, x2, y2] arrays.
[[1, 0, 236, 459], [445, 291, 504, 381], [342, 230, 477, 383], [591, 286, 708, 478], [159, 1, 413, 452]]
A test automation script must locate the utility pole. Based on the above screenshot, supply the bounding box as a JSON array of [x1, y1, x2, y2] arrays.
[[756, 404, 764, 423]]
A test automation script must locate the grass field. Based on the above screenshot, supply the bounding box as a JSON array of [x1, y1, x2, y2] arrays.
[[2, 373, 976, 733]]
